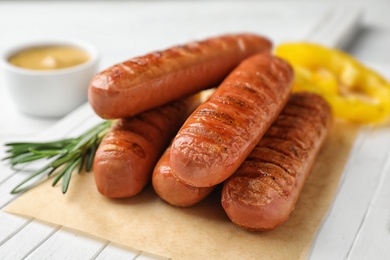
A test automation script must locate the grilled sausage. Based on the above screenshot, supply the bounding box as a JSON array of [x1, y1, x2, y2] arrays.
[[221, 92, 332, 231], [170, 53, 293, 187], [93, 95, 201, 198], [88, 33, 272, 119], [152, 146, 215, 207]]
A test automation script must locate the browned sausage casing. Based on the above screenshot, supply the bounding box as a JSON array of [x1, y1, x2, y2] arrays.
[[88, 33, 272, 119], [170, 53, 293, 187], [93, 95, 201, 199], [152, 146, 215, 207], [221, 92, 332, 231]]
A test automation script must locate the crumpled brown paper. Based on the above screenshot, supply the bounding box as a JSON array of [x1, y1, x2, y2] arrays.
[[5, 121, 358, 259]]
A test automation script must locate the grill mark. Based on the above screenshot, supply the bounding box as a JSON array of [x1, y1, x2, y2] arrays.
[[194, 107, 237, 126], [248, 145, 296, 161], [117, 100, 187, 142], [269, 58, 292, 83], [270, 119, 302, 132], [127, 141, 146, 158], [272, 114, 322, 142], [281, 106, 327, 136], [180, 129, 246, 157], [175, 43, 202, 54], [119, 63, 135, 74], [240, 161, 292, 182], [237, 162, 295, 198], [228, 80, 276, 106], [263, 133, 308, 151], [258, 137, 307, 160], [228, 177, 272, 205], [224, 78, 278, 110], [254, 71, 279, 102], [281, 108, 312, 122], [232, 72, 279, 103], [274, 114, 308, 127], [285, 104, 324, 120], [235, 174, 285, 200], [103, 133, 147, 159], [123, 113, 167, 142], [136, 113, 164, 133], [191, 106, 253, 138], [154, 101, 188, 126], [179, 124, 231, 146], [255, 142, 292, 158], [264, 126, 312, 150], [262, 176, 287, 198], [245, 150, 297, 178], [173, 136, 231, 168], [282, 108, 321, 126], [268, 100, 326, 134], [256, 57, 290, 91], [178, 121, 250, 159], [271, 124, 317, 150], [278, 105, 326, 132], [268, 117, 321, 143], [211, 94, 254, 111], [225, 81, 258, 95], [113, 119, 149, 140], [288, 93, 328, 112], [289, 101, 322, 113]]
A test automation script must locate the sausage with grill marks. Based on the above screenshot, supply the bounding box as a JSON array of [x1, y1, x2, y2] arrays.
[[93, 95, 201, 199], [221, 92, 332, 231], [88, 33, 272, 119], [170, 53, 293, 187]]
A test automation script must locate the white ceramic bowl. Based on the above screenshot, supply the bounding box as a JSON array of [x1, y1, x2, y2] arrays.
[[0, 38, 99, 118]]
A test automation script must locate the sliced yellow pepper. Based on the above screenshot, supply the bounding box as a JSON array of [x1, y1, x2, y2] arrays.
[[275, 43, 390, 124]]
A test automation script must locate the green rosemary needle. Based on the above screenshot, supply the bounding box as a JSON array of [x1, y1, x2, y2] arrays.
[[2, 120, 113, 194]]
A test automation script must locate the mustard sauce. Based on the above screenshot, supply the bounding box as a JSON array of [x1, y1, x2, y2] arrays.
[[8, 45, 90, 70]]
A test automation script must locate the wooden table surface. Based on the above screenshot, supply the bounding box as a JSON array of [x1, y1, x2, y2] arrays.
[[1, 1, 389, 259]]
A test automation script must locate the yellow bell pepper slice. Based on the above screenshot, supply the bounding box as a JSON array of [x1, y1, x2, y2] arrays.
[[275, 43, 390, 124]]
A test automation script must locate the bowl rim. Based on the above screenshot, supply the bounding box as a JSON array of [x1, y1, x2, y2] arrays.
[[0, 38, 99, 76]]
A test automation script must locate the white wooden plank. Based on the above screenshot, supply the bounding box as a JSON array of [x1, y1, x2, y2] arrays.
[[0, 211, 30, 245], [0, 163, 14, 184], [25, 227, 106, 260], [136, 252, 170, 260], [0, 220, 58, 260], [1, 152, 50, 186], [0, 174, 32, 209], [0, 154, 64, 208], [94, 243, 140, 260], [40, 104, 103, 140], [347, 139, 390, 259], [0, 2, 365, 260], [304, 6, 362, 49], [309, 125, 390, 259]]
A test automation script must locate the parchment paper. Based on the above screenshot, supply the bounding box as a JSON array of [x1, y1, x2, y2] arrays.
[[5, 121, 358, 259]]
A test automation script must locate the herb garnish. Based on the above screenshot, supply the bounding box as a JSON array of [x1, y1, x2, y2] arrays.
[[2, 120, 112, 194]]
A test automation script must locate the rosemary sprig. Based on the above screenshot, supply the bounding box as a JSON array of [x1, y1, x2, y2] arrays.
[[2, 120, 113, 194]]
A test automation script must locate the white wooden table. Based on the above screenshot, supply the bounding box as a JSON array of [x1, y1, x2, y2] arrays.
[[1, 1, 390, 259]]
